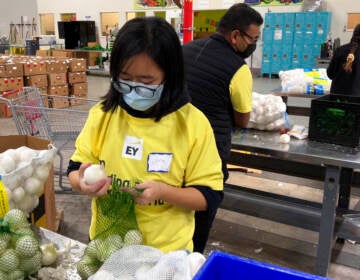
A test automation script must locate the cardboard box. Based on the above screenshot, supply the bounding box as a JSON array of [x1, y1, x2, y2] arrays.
[[0, 89, 21, 117], [68, 58, 87, 72], [0, 102, 12, 118], [48, 96, 70, 108], [70, 82, 88, 95], [0, 63, 23, 77], [48, 72, 67, 87], [51, 49, 73, 58], [25, 74, 48, 88], [48, 84, 69, 96], [69, 93, 88, 106], [0, 77, 23, 91], [46, 60, 68, 73], [23, 61, 47, 76], [0, 135, 56, 231], [68, 71, 87, 84], [38, 86, 48, 95], [36, 49, 50, 57]]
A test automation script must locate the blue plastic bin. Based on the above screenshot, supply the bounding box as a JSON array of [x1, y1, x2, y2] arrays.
[[193, 251, 331, 280]]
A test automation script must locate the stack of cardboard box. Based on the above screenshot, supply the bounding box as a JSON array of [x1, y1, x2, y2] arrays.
[[0, 61, 24, 117], [23, 58, 48, 95], [68, 59, 88, 106], [47, 59, 70, 109], [0, 55, 89, 117]]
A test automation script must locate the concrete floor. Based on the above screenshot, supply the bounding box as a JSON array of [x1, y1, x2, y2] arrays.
[[1, 75, 359, 279]]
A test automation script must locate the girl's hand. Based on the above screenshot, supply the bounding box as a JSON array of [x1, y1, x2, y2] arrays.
[[121, 180, 164, 205], [78, 163, 111, 197]]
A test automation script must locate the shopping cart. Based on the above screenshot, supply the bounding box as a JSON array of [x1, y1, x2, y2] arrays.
[[0, 86, 100, 192]]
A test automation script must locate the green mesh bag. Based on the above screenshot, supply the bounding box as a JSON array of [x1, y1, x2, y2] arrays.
[[94, 189, 138, 239], [77, 181, 143, 280], [0, 209, 42, 279]]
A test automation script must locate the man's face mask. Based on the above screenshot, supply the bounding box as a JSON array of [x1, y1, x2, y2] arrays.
[[237, 29, 258, 59], [238, 43, 257, 59]]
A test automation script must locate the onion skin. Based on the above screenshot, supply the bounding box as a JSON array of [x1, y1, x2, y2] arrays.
[[40, 243, 58, 266], [84, 164, 107, 184]]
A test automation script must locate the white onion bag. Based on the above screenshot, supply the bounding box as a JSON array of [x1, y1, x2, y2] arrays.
[[0, 145, 57, 214], [248, 92, 287, 131]]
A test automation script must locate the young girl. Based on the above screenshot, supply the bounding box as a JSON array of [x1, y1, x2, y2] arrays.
[[67, 17, 224, 253]]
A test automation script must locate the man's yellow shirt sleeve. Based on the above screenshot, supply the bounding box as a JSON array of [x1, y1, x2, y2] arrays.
[[229, 64, 253, 113]]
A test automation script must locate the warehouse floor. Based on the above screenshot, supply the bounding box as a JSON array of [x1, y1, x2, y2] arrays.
[[1, 75, 359, 279]]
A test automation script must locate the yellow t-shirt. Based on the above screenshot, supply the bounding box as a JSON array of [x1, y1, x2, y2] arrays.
[[229, 64, 253, 113], [71, 102, 223, 252]]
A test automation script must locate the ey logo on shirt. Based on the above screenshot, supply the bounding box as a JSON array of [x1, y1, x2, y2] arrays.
[[122, 135, 143, 160]]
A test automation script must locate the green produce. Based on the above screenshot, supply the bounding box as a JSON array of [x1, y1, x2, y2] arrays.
[[0, 209, 43, 279], [77, 230, 142, 279], [315, 107, 355, 136]]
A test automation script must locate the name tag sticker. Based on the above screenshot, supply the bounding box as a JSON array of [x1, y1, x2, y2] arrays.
[[122, 136, 143, 160], [147, 153, 173, 172]]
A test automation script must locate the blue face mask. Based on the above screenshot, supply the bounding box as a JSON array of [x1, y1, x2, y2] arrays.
[[113, 79, 164, 111]]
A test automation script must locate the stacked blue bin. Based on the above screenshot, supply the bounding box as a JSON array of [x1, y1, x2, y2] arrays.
[[261, 11, 331, 77], [193, 251, 331, 280]]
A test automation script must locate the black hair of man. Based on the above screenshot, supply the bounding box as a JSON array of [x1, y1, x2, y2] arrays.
[[217, 3, 264, 35]]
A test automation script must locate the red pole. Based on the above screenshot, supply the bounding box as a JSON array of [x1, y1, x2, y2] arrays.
[[182, 0, 193, 43]]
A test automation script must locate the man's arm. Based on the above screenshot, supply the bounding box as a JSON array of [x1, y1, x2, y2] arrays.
[[233, 111, 250, 128], [230, 65, 253, 128]]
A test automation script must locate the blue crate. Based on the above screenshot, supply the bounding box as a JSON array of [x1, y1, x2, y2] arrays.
[[193, 251, 330, 280]]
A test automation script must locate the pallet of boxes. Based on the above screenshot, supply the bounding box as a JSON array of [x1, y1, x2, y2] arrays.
[[0, 59, 24, 117], [68, 58, 88, 106], [46, 58, 70, 108]]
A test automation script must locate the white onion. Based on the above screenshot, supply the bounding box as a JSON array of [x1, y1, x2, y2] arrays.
[[8, 200, 16, 209], [0, 155, 16, 173], [24, 177, 43, 195], [38, 149, 55, 165], [84, 164, 107, 184], [17, 162, 34, 179], [32, 196, 39, 209], [280, 134, 291, 144], [12, 187, 25, 203], [18, 194, 37, 213], [15, 146, 32, 159], [188, 252, 206, 277], [34, 164, 51, 181], [40, 243, 58, 266], [1, 149, 19, 164], [1, 174, 19, 190], [0, 166, 5, 175], [5, 187, 12, 201], [19, 149, 38, 163]]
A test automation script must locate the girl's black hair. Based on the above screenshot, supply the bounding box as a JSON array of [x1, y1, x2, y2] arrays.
[[217, 3, 263, 34], [101, 16, 187, 121]]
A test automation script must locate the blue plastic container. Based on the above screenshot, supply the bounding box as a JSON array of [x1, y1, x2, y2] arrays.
[[193, 251, 331, 280]]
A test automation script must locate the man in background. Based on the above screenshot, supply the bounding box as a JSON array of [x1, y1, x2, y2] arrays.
[[183, 3, 263, 253]]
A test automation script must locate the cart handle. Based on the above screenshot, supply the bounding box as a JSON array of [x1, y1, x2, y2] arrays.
[[1, 87, 24, 97]]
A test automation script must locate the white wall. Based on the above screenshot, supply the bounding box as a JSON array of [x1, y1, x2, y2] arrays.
[[326, 0, 360, 44], [0, 0, 38, 41], [1, 1, 358, 53], [34, 1, 360, 44], [1, 1, 358, 42]]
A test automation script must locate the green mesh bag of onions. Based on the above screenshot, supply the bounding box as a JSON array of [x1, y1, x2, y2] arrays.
[[0, 209, 43, 279], [77, 184, 142, 279]]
